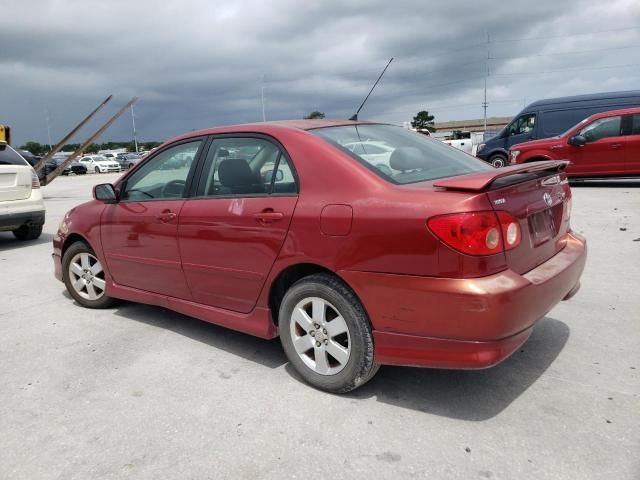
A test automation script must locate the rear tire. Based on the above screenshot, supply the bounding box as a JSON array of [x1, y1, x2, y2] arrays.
[[489, 154, 507, 168], [13, 224, 43, 241], [62, 241, 115, 309], [279, 273, 379, 393]]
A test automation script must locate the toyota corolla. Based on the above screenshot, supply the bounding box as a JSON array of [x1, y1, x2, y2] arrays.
[[53, 120, 586, 392]]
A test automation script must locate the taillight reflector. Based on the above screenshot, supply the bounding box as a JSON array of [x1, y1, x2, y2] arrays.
[[31, 170, 41, 189]]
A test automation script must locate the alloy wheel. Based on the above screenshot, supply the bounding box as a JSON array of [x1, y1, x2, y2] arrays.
[[289, 297, 351, 375], [68, 252, 106, 300]]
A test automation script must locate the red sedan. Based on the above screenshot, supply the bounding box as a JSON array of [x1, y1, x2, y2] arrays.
[[53, 120, 587, 392]]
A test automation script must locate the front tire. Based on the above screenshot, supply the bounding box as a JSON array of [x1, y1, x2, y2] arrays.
[[13, 224, 43, 240], [489, 154, 507, 168], [62, 241, 114, 308], [94, 166, 100, 174], [279, 273, 379, 393]]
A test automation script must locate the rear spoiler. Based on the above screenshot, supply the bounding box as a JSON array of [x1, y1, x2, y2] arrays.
[[433, 160, 569, 192]]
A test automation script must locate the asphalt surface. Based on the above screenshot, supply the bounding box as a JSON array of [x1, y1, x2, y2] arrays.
[[1, 173, 638, 479]]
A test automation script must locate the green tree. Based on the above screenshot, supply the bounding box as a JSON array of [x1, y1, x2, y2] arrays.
[[19, 141, 48, 156], [411, 110, 436, 132], [304, 111, 325, 120], [85, 143, 100, 154]]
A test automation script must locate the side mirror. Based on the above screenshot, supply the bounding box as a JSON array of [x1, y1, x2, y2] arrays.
[[569, 135, 586, 147], [93, 183, 118, 204], [264, 169, 284, 182]]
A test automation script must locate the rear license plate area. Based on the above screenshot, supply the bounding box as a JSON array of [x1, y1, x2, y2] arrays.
[[529, 209, 555, 246], [0, 173, 16, 187]]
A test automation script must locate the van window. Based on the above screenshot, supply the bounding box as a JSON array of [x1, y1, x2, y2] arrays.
[[508, 113, 536, 136], [579, 116, 622, 142]]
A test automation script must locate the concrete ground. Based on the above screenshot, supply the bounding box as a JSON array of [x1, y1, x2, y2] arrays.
[[0, 173, 638, 480]]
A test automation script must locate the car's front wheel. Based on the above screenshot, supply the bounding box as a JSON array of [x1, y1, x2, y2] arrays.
[[489, 154, 507, 168], [62, 241, 114, 308], [94, 166, 101, 174], [279, 273, 379, 393]]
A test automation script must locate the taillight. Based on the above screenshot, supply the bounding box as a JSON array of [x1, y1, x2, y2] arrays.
[[427, 211, 521, 256], [31, 170, 41, 189], [496, 211, 521, 250]]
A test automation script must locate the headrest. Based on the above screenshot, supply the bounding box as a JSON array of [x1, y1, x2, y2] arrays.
[[218, 159, 256, 187], [389, 146, 426, 171]]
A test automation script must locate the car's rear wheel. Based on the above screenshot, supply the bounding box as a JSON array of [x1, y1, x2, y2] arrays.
[[62, 241, 114, 308], [489, 154, 507, 168], [13, 224, 43, 241], [279, 273, 379, 393], [94, 166, 100, 174]]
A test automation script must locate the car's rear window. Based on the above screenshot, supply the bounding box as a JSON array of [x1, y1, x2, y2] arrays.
[[0, 145, 29, 166], [311, 124, 492, 184]]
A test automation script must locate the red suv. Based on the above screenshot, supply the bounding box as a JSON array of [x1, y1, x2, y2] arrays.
[[53, 120, 586, 392], [509, 107, 640, 177]]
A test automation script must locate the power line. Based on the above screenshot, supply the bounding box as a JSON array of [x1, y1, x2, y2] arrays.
[[489, 45, 635, 61], [493, 62, 640, 76], [490, 25, 640, 43]]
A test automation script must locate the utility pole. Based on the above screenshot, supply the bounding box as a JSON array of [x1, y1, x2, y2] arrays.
[[130, 104, 139, 153], [482, 33, 490, 131], [261, 75, 266, 122]]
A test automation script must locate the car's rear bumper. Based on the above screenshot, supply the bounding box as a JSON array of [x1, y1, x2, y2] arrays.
[[0, 210, 45, 230], [340, 232, 587, 369]]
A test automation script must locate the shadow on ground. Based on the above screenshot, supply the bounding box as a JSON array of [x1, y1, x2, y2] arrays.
[[0, 232, 54, 252], [105, 296, 569, 420], [110, 301, 287, 369]]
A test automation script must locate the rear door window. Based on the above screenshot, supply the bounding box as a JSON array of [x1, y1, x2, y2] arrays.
[[632, 114, 640, 135], [0, 145, 29, 166]]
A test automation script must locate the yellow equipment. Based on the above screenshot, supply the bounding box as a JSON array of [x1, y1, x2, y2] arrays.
[[0, 124, 10, 145]]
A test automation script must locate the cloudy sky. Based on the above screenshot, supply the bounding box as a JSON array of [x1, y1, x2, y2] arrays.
[[2, 0, 640, 146]]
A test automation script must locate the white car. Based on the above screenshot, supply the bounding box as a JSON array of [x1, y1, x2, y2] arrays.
[[80, 155, 121, 174], [343, 141, 396, 176], [0, 144, 45, 240]]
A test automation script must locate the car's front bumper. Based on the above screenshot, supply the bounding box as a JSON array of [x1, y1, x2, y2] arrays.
[[340, 232, 587, 369]]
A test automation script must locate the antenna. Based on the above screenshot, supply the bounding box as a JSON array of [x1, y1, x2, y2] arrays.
[[349, 57, 394, 121]]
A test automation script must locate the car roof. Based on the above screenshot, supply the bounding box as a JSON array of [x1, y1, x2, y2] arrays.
[[169, 119, 383, 143], [526, 89, 640, 109]]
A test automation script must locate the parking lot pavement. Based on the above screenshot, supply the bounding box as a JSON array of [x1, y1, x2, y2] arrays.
[[0, 174, 638, 480]]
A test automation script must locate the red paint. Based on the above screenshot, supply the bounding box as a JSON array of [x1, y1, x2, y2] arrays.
[[511, 107, 640, 177], [53, 120, 587, 370]]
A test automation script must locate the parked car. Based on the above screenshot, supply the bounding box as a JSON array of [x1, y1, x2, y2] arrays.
[[18, 150, 42, 167], [46, 156, 88, 176], [116, 153, 142, 169], [477, 90, 640, 167], [53, 120, 586, 393], [509, 107, 640, 178], [0, 143, 45, 240], [79, 155, 121, 173]]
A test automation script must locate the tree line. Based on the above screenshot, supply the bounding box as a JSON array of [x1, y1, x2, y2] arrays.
[[19, 141, 163, 156]]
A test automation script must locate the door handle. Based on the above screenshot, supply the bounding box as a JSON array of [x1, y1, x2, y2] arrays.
[[610, 143, 623, 149], [157, 210, 177, 222], [254, 209, 284, 224]]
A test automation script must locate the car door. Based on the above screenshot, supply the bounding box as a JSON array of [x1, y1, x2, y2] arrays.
[[570, 114, 626, 175], [626, 114, 640, 174], [100, 139, 204, 298], [178, 136, 299, 313]]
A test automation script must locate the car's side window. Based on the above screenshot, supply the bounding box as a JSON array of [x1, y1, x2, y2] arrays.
[[632, 114, 640, 135], [579, 116, 622, 143], [509, 113, 536, 136], [121, 141, 201, 201], [197, 137, 295, 197]]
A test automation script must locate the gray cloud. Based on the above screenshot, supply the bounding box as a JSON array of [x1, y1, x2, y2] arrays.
[[2, 0, 639, 146]]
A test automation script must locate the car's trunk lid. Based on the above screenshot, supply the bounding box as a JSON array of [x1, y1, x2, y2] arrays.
[[0, 165, 32, 201], [434, 161, 572, 274]]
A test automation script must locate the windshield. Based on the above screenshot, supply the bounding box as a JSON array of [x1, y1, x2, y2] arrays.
[[311, 124, 492, 184]]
